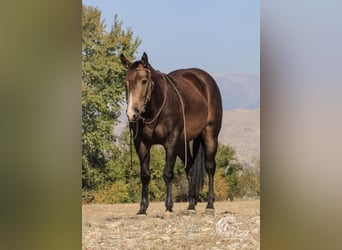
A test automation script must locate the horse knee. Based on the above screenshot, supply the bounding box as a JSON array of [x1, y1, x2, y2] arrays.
[[141, 169, 151, 184], [163, 169, 174, 183], [205, 161, 216, 175]]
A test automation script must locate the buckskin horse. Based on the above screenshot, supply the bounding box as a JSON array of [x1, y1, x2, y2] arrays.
[[120, 52, 222, 215]]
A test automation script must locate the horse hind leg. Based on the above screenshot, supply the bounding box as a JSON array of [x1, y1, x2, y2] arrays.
[[187, 136, 206, 211], [203, 134, 219, 210]]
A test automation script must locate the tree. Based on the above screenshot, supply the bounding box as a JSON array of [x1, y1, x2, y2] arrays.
[[239, 158, 260, 197], [216, 143, 259, 200], [82, 5, 141, 189]]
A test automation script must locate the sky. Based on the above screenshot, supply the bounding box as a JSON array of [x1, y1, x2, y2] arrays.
[[82, 0, 259, 75]]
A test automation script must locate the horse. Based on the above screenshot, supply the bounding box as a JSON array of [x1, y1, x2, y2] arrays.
[[120, 52, 222, 215]]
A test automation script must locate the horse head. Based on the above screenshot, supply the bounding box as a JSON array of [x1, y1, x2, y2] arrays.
[[120, 52, 154, 122]]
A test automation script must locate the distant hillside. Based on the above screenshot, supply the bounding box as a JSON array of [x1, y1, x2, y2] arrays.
[[219, 108, 260, 168], [213, 73, 260, 110]]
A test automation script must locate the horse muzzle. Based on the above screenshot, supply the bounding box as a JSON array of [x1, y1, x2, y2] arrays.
[[126, 108, 140, 122]]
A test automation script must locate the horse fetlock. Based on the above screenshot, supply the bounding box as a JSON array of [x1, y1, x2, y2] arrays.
[[206, 200, 215, 210], [165, 199, 173, 212], [188, 196, 197, 210], [139, 199, 149, 213], [137, 201, 148, 215], [187, 205, 196, 212]]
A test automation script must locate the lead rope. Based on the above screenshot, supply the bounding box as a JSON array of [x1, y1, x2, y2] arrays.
[[129, 129, 133, 169], [129, 125, 133, 170], [164, 75, 188, 169], [129, 121, 139, 170]]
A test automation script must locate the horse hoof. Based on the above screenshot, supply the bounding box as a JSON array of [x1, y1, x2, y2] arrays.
[[136, 212, 147, 217], [187, 209, 196, 215], [206, 204, 215, 210], [136, 214, 147, 219]]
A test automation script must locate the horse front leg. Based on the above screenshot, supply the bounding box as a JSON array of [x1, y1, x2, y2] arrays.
[[163, 147, 177, 212], [136, 141, 151, 215]]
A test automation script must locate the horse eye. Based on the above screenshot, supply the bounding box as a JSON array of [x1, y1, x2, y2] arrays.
[[141, 80, 148, 85]]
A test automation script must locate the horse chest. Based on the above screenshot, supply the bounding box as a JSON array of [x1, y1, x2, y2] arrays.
[[141, 123, 172, 144]]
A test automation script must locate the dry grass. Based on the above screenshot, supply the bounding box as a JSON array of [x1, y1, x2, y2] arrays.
[[82, 199, 260, 249]]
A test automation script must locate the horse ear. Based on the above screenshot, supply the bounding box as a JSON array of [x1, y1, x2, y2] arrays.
[[120, 53, 131, 69], [141, 52, 148, 67]]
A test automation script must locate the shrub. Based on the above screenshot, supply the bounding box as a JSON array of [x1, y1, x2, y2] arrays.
[[91, 181, 134, 203]]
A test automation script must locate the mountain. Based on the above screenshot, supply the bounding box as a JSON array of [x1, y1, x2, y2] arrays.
[[219, 108, 260, 168], [213, 73, 260, 110]]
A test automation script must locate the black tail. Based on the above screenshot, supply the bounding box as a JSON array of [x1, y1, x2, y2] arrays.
[[190, 136, 206, 201]]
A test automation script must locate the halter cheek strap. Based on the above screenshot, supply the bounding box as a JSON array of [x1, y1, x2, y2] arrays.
[[126, 67, 154, 113], [125, 69, 169, 132], [142, 70, 154, 112]]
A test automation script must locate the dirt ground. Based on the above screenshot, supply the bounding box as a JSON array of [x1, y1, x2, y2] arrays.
[[82, 199, 260, 249]]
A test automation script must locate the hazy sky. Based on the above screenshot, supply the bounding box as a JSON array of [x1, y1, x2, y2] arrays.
[[82, 0, 259, 75]]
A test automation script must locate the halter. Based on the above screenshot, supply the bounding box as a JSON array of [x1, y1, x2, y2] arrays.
[[125, 67, 169, 127], [125, 67, 154, 114]]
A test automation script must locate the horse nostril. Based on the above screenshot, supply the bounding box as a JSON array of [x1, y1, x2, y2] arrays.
[[127, 108, 139, 122], [132, 109, 139, 120], [127, 106, 140, 122]]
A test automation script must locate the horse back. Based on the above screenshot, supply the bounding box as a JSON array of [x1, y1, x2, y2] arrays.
[[168, 68, 221, 102], [168, 68, 222, 137]]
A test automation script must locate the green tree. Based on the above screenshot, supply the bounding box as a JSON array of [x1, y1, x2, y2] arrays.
[[82, 5, 141, 189], [216, 144, 260, 200], [239, 158, 260, 197]]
